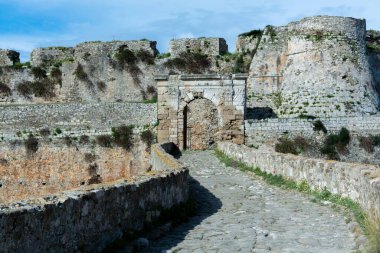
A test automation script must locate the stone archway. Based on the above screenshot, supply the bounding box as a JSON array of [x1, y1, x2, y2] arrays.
[[155, 74, 247, 150], [184, 98, 219, 150]]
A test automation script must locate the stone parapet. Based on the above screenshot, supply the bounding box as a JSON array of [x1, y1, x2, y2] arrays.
[[0, 142, 189, 253], [218, 141, 380, 222]]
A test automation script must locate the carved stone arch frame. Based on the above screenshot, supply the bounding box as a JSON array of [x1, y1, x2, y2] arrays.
[[155, 74, 248, 150], [177, 93, 223, 150]]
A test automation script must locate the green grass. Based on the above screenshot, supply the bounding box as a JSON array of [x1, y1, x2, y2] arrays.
[[215, 149, 380, 252]]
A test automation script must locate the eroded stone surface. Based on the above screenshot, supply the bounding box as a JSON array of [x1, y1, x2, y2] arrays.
[[140, 150, 356, 253]]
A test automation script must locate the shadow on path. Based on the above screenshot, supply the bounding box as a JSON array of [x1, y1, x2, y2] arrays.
[[139, 175, 223, 252]]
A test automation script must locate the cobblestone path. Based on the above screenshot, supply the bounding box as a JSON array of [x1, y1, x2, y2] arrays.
[[143, 150, 357, 253]]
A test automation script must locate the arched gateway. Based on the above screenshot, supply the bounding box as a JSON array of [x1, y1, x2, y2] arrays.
[[155, 74, 247, 150]]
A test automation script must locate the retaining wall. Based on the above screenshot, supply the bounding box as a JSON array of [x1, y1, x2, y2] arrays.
[[0, 102, 156, 139], [0, 142, 189, 253], [245, 116, 380, 145], [218, 142, 380, 222]]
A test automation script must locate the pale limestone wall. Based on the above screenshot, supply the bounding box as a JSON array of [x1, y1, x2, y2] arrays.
[[0, 102, 156, 139], [0, 143, 188, 252], [169, 38, 228, 57], [0, 50, 19, 67], [218, 142, 380, 222], [60, 40, 160, 102], [0, 136, 150, 203], [244, 116, 380, 145], [247, 16, 380, 118], [156, 74, 247, 149], [30, 47, 74, 68]]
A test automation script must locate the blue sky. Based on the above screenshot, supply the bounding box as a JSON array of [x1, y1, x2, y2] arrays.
[[0, 0, 379, 61]]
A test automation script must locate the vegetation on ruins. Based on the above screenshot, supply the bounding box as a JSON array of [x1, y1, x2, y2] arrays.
[[156, 52, 171, 59], [140, 129, 154, 148], [320, 127, 350, 159], [39, 127, 51, 137], [96, 81, 106, 92], [265, 25, 277, 41], [74, 63, 89, 81], [84, 153, 96, 163], [31, 67, 47, 79], [163, 52, 211, 74], [239, 29, 263, 38], [312, 120, 328, 133], [274, 136, 310, 155], [115, 47, 138, 67], [96, 135, 113, 147], [0, 81, 11, 95], [359, 135, 380, 153], [136, 49, 155, 65], [24, 134, 39, 155], [112, 125, 134, 150], [13, 61, 31, 69], [50, 67, 62, 81], [232, 54, 248, 73], [79, 135, 90, 144]]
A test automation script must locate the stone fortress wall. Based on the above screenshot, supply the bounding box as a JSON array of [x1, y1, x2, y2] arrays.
[[245, 16, 380, 118], [245, 116, 380, 145], [0, 142, 189, 253], [0, 50, 20, 67], [218, 142, 380, 223], [0, 102, 156, 140], [169, 38, 228, 57]]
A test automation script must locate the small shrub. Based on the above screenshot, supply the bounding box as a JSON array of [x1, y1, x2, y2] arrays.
[[321, 127, 351, 159], [337, 127, 350, 146], [31, 67, 47, 79], [157, 52, 171, 59], [320, 144, 337, 159], [239, 29, 263, 38], [147, 85, 156, 95], [293, 136, 310, 151], [359, 135, 380, 153], [312, 120, 327, 134], [50, 67, 62, 82], [63, 136, 72, 146], [232, 54, 247, 73], [96, 135, 113, 148], [275, 137, 298, 155], [359, 136, 374, 153], [30, 80, 55, 98], [164, 52, 211, 74], [136, 49, 155, 65], [55, 128, 62, 134], [39, 127, 51, 137], [74, 63, 89, 81], [143, 95, 157, 104], [115, 47, 137, 67], [79, 135, 90, 144], [96, 81, 106, 92], [87, 164, 102, 184], [0, 81, 11, 95], [24, 135, 39, 155], [16, 81, 33, 97], [140, 129, 154, 147], [112, 125, 134, 150], [84, 153, 96, 163]]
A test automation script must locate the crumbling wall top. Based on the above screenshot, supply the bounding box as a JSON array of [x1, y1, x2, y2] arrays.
[[169, 37, 228, 57], [0, 50, 20, 67]]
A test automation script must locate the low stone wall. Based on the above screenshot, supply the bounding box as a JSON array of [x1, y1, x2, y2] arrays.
[[0, 102, 156, 139], [0, 143, 189, 253], [245, 116, 380, 145], [218, 142, 380, 222]]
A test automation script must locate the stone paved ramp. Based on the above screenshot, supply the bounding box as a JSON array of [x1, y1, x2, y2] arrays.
[[143, 150, 356, 253]]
